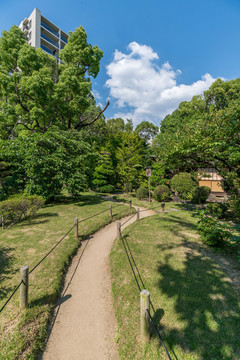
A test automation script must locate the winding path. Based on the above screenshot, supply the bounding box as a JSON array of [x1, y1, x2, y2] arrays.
[[42, 206, 155, 360]]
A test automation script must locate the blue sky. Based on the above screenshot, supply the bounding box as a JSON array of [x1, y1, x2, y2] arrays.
[[1, 0, 240, 126]]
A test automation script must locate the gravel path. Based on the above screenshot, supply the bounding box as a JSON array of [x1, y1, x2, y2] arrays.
[[42, 207, 155, 360]]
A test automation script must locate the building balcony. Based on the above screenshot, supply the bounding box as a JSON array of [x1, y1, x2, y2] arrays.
[[41, 32, 59, 48], [41, 21, 59, 38]]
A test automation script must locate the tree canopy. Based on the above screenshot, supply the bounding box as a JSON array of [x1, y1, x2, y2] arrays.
[[153, 78, 240, 196], [0, 25, 108, 139]]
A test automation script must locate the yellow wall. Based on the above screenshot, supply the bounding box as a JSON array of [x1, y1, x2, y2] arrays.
[[199, 180, 224, 193]]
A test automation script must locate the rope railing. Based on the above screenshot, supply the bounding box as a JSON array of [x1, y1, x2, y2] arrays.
[[29, 224, 75, 275], [0, 281, 23, 314], [119, 216, 173, 360], [0, 202, 131, 314], [121, 212, 137, 227], [146, 309, 172, 360]]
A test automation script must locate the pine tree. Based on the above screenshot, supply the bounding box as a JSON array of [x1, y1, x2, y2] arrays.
[[93, 150, 115, 193]]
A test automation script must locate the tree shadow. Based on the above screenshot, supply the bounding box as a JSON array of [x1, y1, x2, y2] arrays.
[[0, 246, 15, 300], [74, 193, 106, 207], [156, 213, 199, 232], [29, 293, 72, 308], [157, 239, 240, 359]]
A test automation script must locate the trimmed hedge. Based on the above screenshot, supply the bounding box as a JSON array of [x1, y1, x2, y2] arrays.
[[0, 195, 44, 226], [192, 186, 211, 204], [154, 185, 170, 202], [136, 187, 149, 200], [170, 172, 197, 200]]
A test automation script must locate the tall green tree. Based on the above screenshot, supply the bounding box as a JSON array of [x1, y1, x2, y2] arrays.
[[116, 133, 146, 193], [0, 25, 109, 138], [93, 150, 115, 192], [153, 78, 240, 196], [0, 130, 92, 201], [135, 121, 159, 141]]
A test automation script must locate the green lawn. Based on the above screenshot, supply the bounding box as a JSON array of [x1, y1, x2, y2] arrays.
[[0, 192, 135, 360], [110, 207, 240, 360]]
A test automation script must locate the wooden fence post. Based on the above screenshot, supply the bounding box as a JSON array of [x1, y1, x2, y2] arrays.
[[117, 221, 121, 240], [161, 202, 165, 213], [20, 266, 29, 309], [140, 289, 150, 343], [109, 204, 113, 220], [137, 208, 140, 221], [74, 218, 78, 238]]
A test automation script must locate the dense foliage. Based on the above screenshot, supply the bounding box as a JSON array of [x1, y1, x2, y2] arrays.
[[170, 172, 197, 200], [93, 151, 115, 193], [0, 195, 44, 226], [136, 187, 149, 200], [153, 78, 240, 198], [191, 186, 211, 204], [0, 130, 92, 200], [154, 185, 170, 202]]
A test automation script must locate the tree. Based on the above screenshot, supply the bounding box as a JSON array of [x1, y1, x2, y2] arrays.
[[93, 150, 115, 192], [0, 25, 109, 139], [135, 121, 159, 141], [0, 130, 92, 201], [116, 133, 146, 193], [153, 78, 240, 197]]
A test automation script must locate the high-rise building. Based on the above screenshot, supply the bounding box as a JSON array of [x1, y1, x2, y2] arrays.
[[19, 8, 68, 61]]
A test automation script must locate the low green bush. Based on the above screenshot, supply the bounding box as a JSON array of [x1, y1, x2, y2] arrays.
[[98, 184, 115, 193], [192, 186, 211, 204], [206, 202, 229, 219], [154, 185, 170, 202], [136, 187, 149, 200], [170, 172, 197, 200], [0, 195, 44, 226], [197, 212, 232, 246]]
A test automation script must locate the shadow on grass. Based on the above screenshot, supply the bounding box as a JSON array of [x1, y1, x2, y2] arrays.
[[0, 247, 15, 300], [75, 193, 106, 207], [156, 213, 199, 232], [30, 293, 72, 308], [157, 239, 240, 360], [16, 212, 59, 227]]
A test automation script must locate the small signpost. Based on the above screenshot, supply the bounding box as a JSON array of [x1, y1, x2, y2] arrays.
[[146, 168, 151, 203]]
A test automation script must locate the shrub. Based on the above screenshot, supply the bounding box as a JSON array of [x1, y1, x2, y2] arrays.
[[206, 202, 229, 219], [192, 186, 211, 204], [197, 212, 232, 246], [0, 195, 44, 226], [98, 184, 115, 193], [136, 187, 149, 200], [154, 185, 170, 202], [170, 172, 197, 200]]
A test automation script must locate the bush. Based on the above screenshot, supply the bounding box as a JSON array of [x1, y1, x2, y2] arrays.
[[192, 186, 211, 204], [197, 212, 232, 246], [154, 185, 170, 202], [206, 202, 229, 219], [170, 172, 197, 200], [0, 195, 44, 226], [136, 187, 149, 200], [98, 184, 115, 193]]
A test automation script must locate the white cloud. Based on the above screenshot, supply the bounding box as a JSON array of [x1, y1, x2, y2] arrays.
[[106, 42, 216, 126]]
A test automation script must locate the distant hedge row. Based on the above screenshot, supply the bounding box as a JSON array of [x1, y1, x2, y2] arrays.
[[0, 195, 44, 226]]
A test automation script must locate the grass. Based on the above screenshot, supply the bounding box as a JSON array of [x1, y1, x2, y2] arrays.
[[112, 192, 192, 212], [0, 192, 135, 360], [110, 206, 240, 360]]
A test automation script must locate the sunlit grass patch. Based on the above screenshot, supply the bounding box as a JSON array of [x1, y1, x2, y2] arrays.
[[110, 211, 240, 360], [0, 192, 134, 359]]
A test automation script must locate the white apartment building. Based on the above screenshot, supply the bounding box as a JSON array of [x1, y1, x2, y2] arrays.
[[19, 8, 68, 61]]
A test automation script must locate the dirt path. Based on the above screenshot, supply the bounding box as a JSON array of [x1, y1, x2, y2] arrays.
[[42, 207, 155, 360]]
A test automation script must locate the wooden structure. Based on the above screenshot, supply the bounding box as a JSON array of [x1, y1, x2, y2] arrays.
[[198, 168, 224, 193]]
